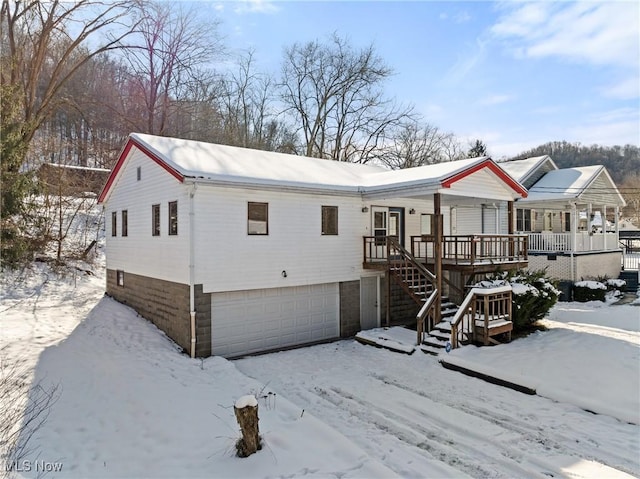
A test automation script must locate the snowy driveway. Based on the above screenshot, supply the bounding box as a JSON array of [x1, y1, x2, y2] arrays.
[[236, 337, 639, 478]]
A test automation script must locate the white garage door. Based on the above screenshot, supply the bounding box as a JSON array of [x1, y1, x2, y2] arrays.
[[211, 283, 339, 358]]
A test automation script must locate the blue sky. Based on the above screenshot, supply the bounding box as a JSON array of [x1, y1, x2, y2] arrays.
[[202, 0, 639, 159]]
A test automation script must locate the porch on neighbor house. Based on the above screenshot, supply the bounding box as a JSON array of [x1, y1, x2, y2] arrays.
[[515, 192, 624, 256]]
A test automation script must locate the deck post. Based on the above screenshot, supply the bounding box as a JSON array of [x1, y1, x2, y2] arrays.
[[434, 193, 442, 323], [508, 201, 514, 259]]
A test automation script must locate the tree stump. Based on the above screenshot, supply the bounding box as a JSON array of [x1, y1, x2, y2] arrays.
[[234, 395, 261, 457]]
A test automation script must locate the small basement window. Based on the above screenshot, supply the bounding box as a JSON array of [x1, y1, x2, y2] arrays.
[[248, 202, 268, 235], [152, 204, 160, 236], [116, 270, 125, 287], [122, 210, 128, 237], [321, 206, 338, 235], [168, 201, 178, 235], [111, 211, 117, 237]]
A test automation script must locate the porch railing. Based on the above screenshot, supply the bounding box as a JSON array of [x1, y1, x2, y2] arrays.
[[528, 232, 620, 253], [411, 234, 528, 266]]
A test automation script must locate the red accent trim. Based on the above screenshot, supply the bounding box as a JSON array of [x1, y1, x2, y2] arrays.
[[441, 159, 528, 198], [98, 137, 184, 204]]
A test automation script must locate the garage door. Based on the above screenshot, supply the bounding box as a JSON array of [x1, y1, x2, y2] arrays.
[[211, 283, 339, 358]]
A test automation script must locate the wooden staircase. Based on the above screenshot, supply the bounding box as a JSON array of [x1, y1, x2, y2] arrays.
[[384, 237, 514, 357], [420, 298, 458, 355], [419, 288, 514, 356]]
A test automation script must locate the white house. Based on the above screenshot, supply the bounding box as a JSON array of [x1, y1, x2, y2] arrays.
[[499, 156, 626, 283], [98, 133, 528, 358]]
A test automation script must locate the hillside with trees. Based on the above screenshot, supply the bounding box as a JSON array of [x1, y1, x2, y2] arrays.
[[511, 141, 639, 186]]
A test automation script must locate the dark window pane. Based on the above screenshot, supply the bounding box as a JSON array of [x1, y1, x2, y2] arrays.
[[248, 202, 268, 235], [152, 204, 160, 236], [168, 201, 178, 235], [322, 206, 338, 235]]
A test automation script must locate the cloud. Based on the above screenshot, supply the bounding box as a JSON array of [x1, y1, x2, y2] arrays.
[[444, 38, 488, 84], [233, 0, 279, 15], [454, 11, 471, 24], [602, 77, 640, 100], [491, 2, 639, 69]]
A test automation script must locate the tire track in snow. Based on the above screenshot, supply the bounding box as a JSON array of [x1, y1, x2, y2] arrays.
[[370, 371, 639, 477], [313, 385, 549, 479]]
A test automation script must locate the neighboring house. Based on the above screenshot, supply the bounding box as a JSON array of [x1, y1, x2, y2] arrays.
[[500, 156, 626, 283], [98, 133, 528, 358]]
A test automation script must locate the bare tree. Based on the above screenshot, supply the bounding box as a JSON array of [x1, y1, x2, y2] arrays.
[[120, 1, 223, 136], [216, 49, 295, 151], [1, 0, 137, 264], [379, 121, 465, 169], [620, 174, 640, 226], [280, 33, 413, 163]]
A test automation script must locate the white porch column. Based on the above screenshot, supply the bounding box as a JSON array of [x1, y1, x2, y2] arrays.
[[615, 205, 620, 250], [588, 203, 593, 251], [571, 203, 577, 282]]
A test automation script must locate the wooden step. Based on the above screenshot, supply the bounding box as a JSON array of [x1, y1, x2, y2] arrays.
[[428, 330, 450, 342], [422, 336, 448, 349], [419, 344, 442, 356]]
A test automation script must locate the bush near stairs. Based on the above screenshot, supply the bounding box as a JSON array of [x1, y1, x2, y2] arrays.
[[476, 270, 560, 333]]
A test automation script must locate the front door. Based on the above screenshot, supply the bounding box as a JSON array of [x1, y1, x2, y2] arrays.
[[389, 207, 405, 246]]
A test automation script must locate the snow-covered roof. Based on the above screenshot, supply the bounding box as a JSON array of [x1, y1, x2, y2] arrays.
[[130, 133, 385, 191], [498, 156, 557, 183], [98, 134, 528, 202], [523, 165, 622, 203]]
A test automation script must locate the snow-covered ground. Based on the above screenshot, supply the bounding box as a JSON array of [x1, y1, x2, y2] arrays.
[[1, 256, 639, 478]]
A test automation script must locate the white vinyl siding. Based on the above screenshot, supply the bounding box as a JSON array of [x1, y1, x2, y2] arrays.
[[211, 283, 339, 357], [444, 168, 522, 202], [103, 147, 190, 284], [453, 206, 482, 235], [195, 187, 365, 292]]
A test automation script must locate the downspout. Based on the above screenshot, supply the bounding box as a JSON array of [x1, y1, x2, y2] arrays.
[[189, 183, 197, 358]]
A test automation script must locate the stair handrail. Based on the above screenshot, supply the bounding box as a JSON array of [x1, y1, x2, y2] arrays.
[[416, 289, 438, 345], [449, 289, 476, 349], [387, 236, 436, 281], [450, 286, 513, 349]]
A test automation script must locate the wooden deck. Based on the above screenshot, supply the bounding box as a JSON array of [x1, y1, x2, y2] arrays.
[[363, 235, 529, 273]]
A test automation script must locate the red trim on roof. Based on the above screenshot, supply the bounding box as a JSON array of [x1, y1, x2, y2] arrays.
[[441, 159, 528, 198], [97, 137, 184, 204]]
